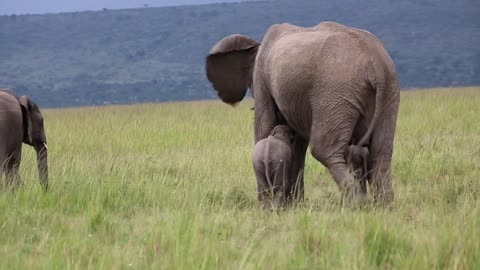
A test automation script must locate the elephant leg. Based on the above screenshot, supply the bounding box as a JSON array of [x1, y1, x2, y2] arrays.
[[0, 158, 5, 186], [271, 160, 286, 208], [289, 136, 308, 203], [360, 152, 368, 195], [4, 152, 21, 190], [312, 149, 366, 203], [253, 94, 276, 143], [309, 109, 365, 203], [368, 97, 399, 206], [253, 162, 271, 208]]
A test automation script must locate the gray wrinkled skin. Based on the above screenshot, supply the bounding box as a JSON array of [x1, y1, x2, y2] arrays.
[[206, 22, 400, 205], [253, 125, 296, 209], [0, 89, 48, 190]]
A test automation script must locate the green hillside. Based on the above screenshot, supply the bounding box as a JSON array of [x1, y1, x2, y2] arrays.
[[0, 88, 479, 268]]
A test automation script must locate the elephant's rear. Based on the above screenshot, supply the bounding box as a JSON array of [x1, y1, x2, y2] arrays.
[[267, 22, 397, 127], [264, 23, 385, 139], [264, 22, 399, 204], [315, 23, 400, 204]]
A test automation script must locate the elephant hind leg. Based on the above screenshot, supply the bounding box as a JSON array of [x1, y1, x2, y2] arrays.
[[310, 124, 366, 203], [312, 149, 366, 204], [367, 96, 400, 206], [290, 136, 308, 203], [253, 161, 275, 209]]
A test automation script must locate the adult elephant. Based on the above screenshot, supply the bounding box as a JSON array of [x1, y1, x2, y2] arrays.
[[206, 22, 400, 205], [0, 89, 48, 190]]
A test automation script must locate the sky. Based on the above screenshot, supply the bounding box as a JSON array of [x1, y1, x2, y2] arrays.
[[0, 0, 251, 15]]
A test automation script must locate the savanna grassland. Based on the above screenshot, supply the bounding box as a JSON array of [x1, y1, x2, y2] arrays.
[[0, 87, 479, 269]]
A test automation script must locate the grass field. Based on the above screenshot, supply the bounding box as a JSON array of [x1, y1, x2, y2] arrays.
[[1, 87, 479, 269]]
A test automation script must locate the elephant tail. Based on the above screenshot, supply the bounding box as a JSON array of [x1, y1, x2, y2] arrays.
[[356, 74, 397, 147]]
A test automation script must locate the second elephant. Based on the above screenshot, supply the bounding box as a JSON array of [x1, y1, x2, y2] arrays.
[[0, 89, 48, 190]]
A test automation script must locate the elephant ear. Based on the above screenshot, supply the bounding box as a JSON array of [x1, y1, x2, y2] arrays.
[[206, 34, 260, 105], [19, 96, 33, 145]]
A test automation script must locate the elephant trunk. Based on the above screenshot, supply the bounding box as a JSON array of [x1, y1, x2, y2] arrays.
[[34, 142, 48, 190]]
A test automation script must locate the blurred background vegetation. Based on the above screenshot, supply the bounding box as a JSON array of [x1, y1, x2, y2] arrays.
[[0, 0, 478, 107]]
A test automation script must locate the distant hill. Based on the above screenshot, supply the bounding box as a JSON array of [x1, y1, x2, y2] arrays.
[[0, 0, 478, 107], [0, 0, 260, 15]]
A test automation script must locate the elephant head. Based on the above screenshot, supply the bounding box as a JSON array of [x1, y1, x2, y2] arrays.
[[270, 125, 295, 145], [206, 34, 260, 105], [19, 96, 48, 190]]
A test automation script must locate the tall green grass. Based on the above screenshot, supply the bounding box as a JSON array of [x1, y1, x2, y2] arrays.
[[1, 87, 479, 269]]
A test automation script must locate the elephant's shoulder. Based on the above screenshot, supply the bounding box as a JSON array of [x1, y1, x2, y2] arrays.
[[315, 21, 348, 31], [315, 22, 379, 40], [264, 22, 349, 45], [263, 23, 302, 43], [266, 23, 301, 33], [0, 92, 22, 114]]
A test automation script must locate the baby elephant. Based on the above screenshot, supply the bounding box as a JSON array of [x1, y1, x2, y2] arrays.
[[344, 145, 369, 195], [253, 125, 296, 209]]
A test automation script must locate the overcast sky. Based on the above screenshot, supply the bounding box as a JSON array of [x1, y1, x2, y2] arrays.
[[0, 0, 252, 15]]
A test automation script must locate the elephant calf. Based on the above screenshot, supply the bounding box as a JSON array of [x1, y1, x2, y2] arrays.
[[253, 125, 296, 209], [0, 89, 48, 190], [344, 145, 369, 196]]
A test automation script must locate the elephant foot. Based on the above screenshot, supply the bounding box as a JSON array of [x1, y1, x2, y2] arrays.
[[258, 189, 288, 210], [370, 176, 394, 208], [258, 198, 281, 211], [258, 190, 273, 210]]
